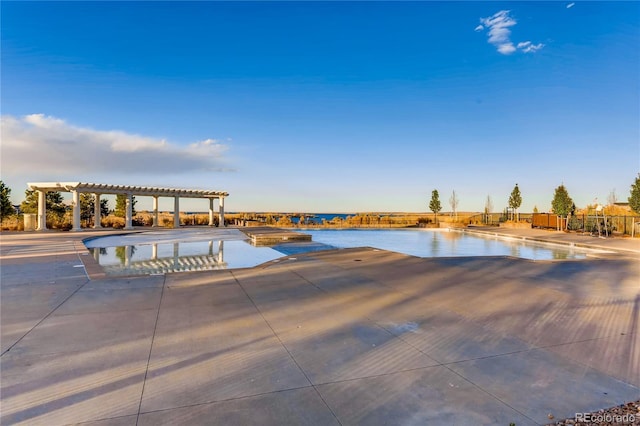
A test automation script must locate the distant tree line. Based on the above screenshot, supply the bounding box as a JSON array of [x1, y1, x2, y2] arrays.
[[2, 175, 640, 231], [427, 173, 640, 224]]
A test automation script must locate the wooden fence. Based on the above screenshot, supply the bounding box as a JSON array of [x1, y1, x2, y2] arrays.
[[532, 213, 566, 230]]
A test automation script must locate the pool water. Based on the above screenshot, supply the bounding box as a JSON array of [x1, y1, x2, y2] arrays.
[[299, 229, 598, 260], [84, 228, 604, 276], [84, 229, 284, 275]]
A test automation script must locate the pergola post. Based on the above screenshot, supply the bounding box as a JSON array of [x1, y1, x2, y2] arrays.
[[152, 196, 159, 227], [36, 190, 47, 231], [124, 245, 132, 267], [71, 190, 81, 231], [209, 198, 215, 226], [93, 193, 102, 228], [124, 193, 134, 230], [173, 242, 179, 267], [219, 197, 225, 227], [217, 240, 224, 263], [174, 196, 180, 228]]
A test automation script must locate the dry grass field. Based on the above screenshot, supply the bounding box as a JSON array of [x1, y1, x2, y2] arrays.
[[1, 211, 480, 231]]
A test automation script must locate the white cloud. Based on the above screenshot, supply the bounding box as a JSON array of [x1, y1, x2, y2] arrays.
[[0, 114, 231, 179], [517, 41, 544, 53], [187, 138, 226, 155], [479, 10, 517, 54], [498, 43, 517, 54], [477, 10, 544, 55], [566, 2, 575, 9]]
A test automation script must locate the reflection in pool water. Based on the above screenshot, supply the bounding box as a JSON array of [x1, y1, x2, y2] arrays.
[[86, 235, 285, 276]]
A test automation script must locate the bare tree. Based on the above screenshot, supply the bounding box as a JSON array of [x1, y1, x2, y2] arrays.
[[607, 189, 617, 206], [449, 190, 459, 219], [484, 195, 493, 223]]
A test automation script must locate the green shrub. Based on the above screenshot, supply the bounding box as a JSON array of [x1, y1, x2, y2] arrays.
[[567, 217, 583, 231]]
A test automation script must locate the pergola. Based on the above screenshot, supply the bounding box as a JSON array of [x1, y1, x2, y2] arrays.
[[27, 182, 228, 231]]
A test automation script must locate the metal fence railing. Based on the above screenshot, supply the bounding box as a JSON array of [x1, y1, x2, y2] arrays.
[[533, 213, 637, 235], [469, 213, 639, 236], [468, 212, 533, 226], [565, 214, 638, 236]]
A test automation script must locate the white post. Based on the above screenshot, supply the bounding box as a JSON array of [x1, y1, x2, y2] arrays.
[[219, 197, 225, 227], [209, 198, 215, 226], [124, 193, 134, 230], [174, 197, 180, 228], [217, 240, 224, 263], [71, 190, 81, 231], [173, 242, 179, 268], [94, 193, 102, 228], [152, 243, 158, 260], [125, 245, 132, 268], [36, 190, 47, 231], [152, 196, 159, 227]]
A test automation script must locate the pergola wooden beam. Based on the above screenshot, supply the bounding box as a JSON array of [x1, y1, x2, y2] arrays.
[[27, 182, 229, 231]]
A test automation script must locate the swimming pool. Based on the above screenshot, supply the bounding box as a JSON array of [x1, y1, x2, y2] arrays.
[[84, 228, 606, 276], [298, 228, 602, 260]]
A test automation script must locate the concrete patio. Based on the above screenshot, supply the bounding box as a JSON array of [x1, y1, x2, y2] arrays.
[[1, 228, 639, 425]]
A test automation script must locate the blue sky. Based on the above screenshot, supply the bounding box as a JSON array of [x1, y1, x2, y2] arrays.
[[2, 1, 638, 213]]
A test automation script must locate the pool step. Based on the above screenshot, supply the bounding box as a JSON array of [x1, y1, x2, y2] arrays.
[[241, 227, 312, 246]]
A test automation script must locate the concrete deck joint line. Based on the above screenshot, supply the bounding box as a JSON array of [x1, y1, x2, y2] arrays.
[[286, 265, 540, 424], [136, 274, 168, 425], [136, 385, 317, 416], [0, 277, 90, 357], [444, 361, 541, 424], [229, 270, 345, 426]]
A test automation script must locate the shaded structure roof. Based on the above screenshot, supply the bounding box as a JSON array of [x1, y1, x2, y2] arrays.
[[27, 182, 228, 198]]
